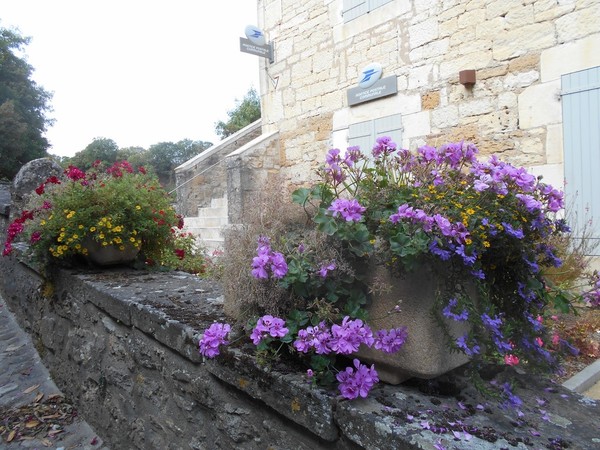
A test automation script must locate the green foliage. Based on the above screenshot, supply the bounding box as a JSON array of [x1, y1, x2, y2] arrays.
[[0, 26, 53, 180], [215, 87, 261, 139], [6, 161, 182, 267], [67, 138, 119, 171]]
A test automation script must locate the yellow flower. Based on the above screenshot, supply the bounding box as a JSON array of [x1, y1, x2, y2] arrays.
[[465, 238, 472, 245], [90, 226, 96, 232], [78, 224, 84, 229], [40, 220, 46, 226], [99, 233, 105, 239], [135, 205, 141, 210], [102, 241, 108, 246], [483, 241, 491, 248], [466, 208, 475, 215]]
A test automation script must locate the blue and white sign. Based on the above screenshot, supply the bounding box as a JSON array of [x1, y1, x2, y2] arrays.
[[245, 25, 266, 46], [358, 63, 383, 89]]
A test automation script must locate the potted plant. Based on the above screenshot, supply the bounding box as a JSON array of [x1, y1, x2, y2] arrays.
[[3, 160, 184, 268], [203, 139, 598, 399]]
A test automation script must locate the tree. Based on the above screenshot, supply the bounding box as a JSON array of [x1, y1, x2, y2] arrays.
[[0, 26, 53, 180], [147, 139, 212, 188], [67, 138, 119, 171], [215, 87, 261, 139]]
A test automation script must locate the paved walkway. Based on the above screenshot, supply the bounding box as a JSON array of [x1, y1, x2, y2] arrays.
[[0, 293, 108, 449]]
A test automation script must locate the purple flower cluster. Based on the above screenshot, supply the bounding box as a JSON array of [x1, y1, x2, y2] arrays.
[[250, 315, 289, 345], [328, 198, 366, 222], [389, 205, 470, 246], [372, 136, 397, 157], [336, 358, 379, 399], [293, 316, 407, 356], [442, 298, 469, 322], [471, 155, 564, 213], [324, 147, 364, 184], [251, 236, 288, 279], [318, 260, 337, 278], [199, 322, 231, 358]]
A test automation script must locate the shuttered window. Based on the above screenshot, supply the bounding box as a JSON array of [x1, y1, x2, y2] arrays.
[[342, 0, 394, 23], [348, 114, 403, 154], [562, 66, 600, 254]]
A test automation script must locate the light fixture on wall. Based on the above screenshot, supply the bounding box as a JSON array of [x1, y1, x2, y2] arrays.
[[459, 70, 476, 86]]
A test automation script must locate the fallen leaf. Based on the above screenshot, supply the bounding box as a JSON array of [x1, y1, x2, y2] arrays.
[[41, 413, 60, 420], [34, 392, 44, 403], [7, 430, 16, 442], [47, 393, 63, 400], [41, 438, 53, 447], [22, 384, 40, 394], [25, 420, 40, 428], [47, 429, 63, 437]]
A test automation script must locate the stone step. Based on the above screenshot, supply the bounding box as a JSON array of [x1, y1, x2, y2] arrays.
[[185, 227, 223, 241], [210, 197, 228, 208], [184, 216, 228, 228], [197, 206, 228, 218]]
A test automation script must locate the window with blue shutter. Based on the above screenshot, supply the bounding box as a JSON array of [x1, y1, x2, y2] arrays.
[[348, 114, 403, 154], [562, 66, 600, 254], [342, 0, 394, 23]]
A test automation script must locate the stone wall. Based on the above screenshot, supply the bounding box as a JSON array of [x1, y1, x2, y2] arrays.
[[174, 121, 263, 217], [257, 0, 600, 189], [2, 182, 600, 450], [226, 131, 281, 224]]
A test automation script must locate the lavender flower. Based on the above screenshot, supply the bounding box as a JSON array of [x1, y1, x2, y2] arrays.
[[336, 359, 379, 399], [374, 328, 408, 353], [328, 198, 366, 222], [199, 322, 231, 358]]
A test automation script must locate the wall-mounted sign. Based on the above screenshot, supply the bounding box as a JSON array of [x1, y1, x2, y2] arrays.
[[347, 75, 398, 106], [358, 63, 383, 89], [245, 25, 266, 46], [240, 25, 273, 63]]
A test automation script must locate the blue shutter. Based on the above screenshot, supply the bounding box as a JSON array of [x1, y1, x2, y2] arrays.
[[349, 114, 403, 156], [348, 120, 374, 153], [562, 66, 600, 253], [374, 114, 402, 147], [343, 0, 394, 23], [370, 0, 394, 9]]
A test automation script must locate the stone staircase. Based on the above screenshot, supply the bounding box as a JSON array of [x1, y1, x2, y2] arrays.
[[182, 197, 228, 255]]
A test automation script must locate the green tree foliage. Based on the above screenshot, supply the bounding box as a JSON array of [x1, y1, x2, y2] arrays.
[[148, 139, 212, 188], [215, 87, 261, 139], [67, 137, 119, 171], [0, 26, 53, 180]]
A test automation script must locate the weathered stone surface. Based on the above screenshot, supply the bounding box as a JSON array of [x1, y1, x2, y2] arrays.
[[11, 158, 62, 220]]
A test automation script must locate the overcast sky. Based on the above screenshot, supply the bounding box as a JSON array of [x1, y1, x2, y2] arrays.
[[1, 0, 261, 157]]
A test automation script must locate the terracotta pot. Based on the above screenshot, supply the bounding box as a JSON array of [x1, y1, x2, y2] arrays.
[[83, 238, 139, 266], [356, 261, 471, 384]]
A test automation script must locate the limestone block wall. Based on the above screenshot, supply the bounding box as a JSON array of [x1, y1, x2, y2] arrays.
[[174, 121, 263, 217], [257, 0, 600, 189]]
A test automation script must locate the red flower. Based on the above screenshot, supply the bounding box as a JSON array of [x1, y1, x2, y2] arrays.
[[65, 165, 86, 181], [30, 231, 42, 244], [138, 166, 147, 174], [35, 184, 45, 195], [177, 215, 184, 229], [504, 354, 519, 366], [174, 249, 185, 260], [46, 176, 61, 184]]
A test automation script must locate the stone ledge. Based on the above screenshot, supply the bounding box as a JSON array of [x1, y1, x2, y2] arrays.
[[1, 256, 600, 449], [206, 349, 339, 441]]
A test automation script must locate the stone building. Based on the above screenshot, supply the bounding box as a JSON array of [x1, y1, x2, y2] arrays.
[[177, 0, 600, 251]]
